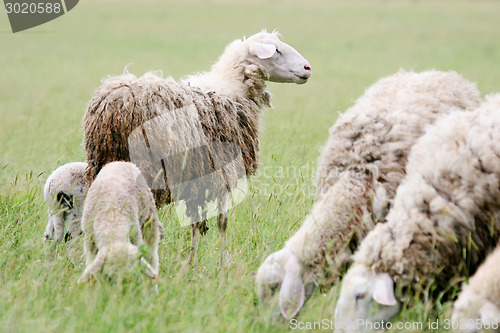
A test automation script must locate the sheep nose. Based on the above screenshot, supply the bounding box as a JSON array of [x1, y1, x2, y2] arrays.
[[304, 64, 312, 71]]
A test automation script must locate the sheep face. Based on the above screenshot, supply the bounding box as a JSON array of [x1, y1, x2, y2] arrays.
[[44, 194, 82, 243], [334, 265, 400, 333], [78, 243, 158, 283], [256, 248, 305, 319], [452, 296, 500, 333], [246, 32, 311, 84], [63, 208, 83, 242]]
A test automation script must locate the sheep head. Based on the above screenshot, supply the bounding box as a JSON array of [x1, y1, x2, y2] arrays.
[[78, 242, 158, 283], [245, 31, 311, 84], [334, 264, 400, 333], [64, 210, 83, 242], [452, 294, 500, 333], [256, 248, 306, 319]]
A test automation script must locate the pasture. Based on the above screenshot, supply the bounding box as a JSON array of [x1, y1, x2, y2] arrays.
[[1, 1, 500, 332]]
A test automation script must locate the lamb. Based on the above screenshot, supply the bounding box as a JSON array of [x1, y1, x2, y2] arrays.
[[82, 30, 311, 262], [451, 245, 500, 333], [78, 161, 160, 283], [334, 94, 500, 333], [256, 70, 482, 319], [43, 162, 88, 243]]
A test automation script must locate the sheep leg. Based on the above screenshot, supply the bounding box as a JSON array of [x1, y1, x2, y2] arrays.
[[83, 233, 98, 266], [217, 196, 229, 265], [188, 202, 208, 263], [190, 221, 202, 263], [141, 214, 160, 272], [51, 211, 65, 243], [43, 212, 60, 257], [217, 212, 229, 265], [43, 212, 55, 242], [199, 206, 209, 235]]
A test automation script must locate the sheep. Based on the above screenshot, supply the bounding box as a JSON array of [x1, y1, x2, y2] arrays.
[[82, 30, 312, 262], [78, 161, 160, 283], [451, 248, 500, 332], [43, 162, 88, 243], [256, 70, 482, 319], [334, 94, 500, 333]]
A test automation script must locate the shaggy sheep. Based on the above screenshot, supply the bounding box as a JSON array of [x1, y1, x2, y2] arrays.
[[334, 94, 500, 332], [43, 162, 88, 243], [78, 161, 160, 283], [83, 30, 311, 262], [256, 70, 482, 319], [451, 247, 500, 333]]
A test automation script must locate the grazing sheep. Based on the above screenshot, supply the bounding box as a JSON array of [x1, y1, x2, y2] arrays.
[[334, 94, 500, 332], [451, 248, 500, 333], [256, 70, 482, 319], [83, 30, 311, 262], [43, 162, 88, 243], [78, 162, 160, 283]]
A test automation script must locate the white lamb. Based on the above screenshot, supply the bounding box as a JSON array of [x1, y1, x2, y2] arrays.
[[43, 162, 88, 243], [78, 161, 160, 282], [256, 70, 481, 319], [334, 94, 500, 332]]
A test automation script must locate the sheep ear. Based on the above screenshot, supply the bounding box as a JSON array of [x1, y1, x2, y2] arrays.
[[372, 273, 397, 306], [249, 43, 276, 59], [279, 265, 304, 319]]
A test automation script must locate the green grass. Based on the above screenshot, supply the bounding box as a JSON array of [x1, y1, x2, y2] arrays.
[[1, 1, 500, 332]]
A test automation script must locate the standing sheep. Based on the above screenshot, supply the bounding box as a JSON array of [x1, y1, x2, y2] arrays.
[[452, 245, 500, 333], [256, 70, 481, 319], [43, 162, 88, 243], [334, 94, 500, 333], [78, 162, 160, 283], [83, 30, 311, 262]]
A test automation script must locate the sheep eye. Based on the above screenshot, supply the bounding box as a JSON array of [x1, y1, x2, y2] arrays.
[[355, 293, 366, 302], [275, 49, 281, 55]]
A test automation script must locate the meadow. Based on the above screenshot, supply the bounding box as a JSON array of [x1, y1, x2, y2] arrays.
[[1, 1, 500, 332]]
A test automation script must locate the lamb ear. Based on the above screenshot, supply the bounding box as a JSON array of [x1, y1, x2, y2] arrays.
[[372, 273, 397, 306], [249, 43, 276, 59], [279, 263, 304, 319]]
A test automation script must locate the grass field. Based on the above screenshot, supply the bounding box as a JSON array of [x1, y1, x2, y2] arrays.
[[1, 1, 500, 332]]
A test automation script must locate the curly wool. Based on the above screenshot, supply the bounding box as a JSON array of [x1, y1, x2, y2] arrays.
[[354, 94, 500, 293], [284, 70, 481, 284], [83, 59, 270, 210]]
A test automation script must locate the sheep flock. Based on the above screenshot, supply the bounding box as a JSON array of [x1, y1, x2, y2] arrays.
[[41, 30, 500, 332]]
